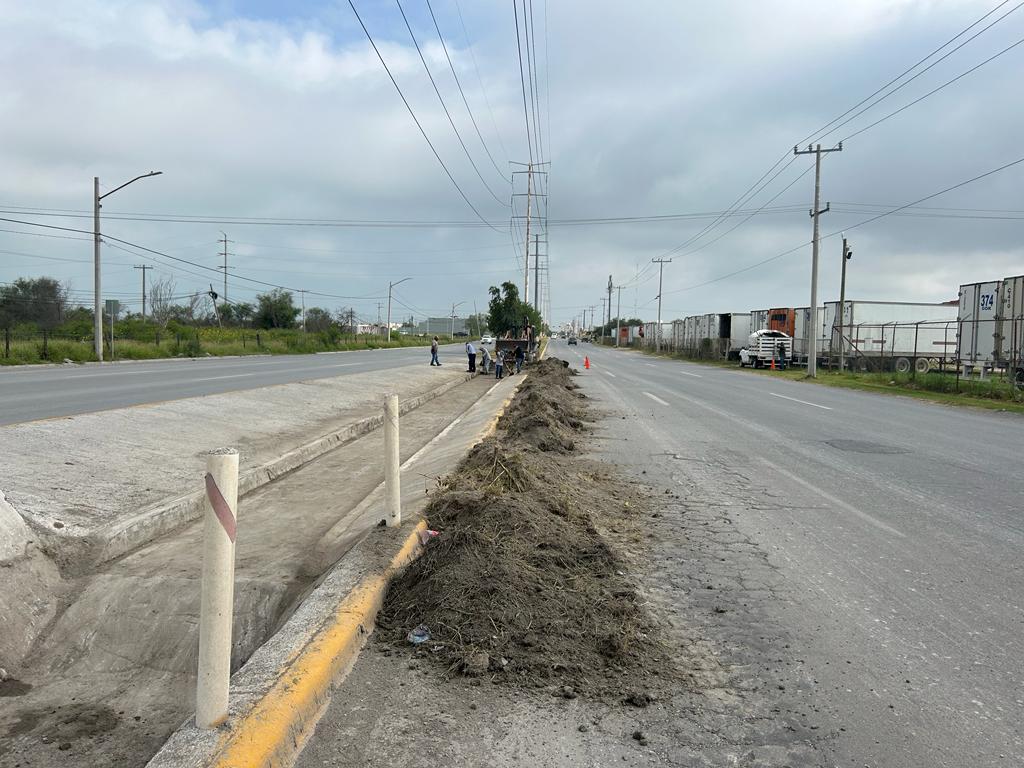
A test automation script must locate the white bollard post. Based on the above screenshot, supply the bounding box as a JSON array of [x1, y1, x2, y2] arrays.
[[384, 394, 401, 527], [196, 448, 239, 729]]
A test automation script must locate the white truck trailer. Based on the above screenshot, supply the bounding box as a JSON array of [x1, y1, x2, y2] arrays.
[[792, 306, 826, 363], [750, 309, 769, 333], [958, 275, 1024, 381], [717, 312, 750, 359], [824, 300, 959, 372]]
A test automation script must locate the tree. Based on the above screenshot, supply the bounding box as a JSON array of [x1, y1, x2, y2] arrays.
[[486, 281, 541, 338], [149, 276, 176, 327], [304, 307, 333, 333], [254, 289, 300, 329], [335, 307, 358, 336], [0, 277, 70, 329]]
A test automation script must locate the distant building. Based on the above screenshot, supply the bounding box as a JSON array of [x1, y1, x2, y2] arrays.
[[414, 317, 470, 335]]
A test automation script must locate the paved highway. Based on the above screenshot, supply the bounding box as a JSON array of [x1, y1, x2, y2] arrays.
[[0, 343, 465, 425], [556, 340, 1023, 767]]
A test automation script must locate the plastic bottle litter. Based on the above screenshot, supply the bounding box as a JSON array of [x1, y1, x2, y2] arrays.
[[407, 624, 431, 645]]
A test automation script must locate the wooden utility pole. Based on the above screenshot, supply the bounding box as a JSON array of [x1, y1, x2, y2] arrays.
[[133, 264, 152, 321], [615, 285, 623, 347], [652, 258, 672, 353], [837, 236, 853, 371], [794, 142, 842, 377]]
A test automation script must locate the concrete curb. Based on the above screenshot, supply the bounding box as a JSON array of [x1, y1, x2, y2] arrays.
[[76, 372, 474, 572], [146, 375, 523, 768]]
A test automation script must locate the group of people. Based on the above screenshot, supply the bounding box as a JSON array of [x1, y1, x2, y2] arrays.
[[429, 336, 524, 379]]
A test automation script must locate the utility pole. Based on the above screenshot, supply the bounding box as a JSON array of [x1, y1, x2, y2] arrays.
[[93, 170, 162, 361], [652, 258, 672, 353], [588, 305, 596, 336], [386, 278, 411, 343], [298, 289, 307, 332], [524, 162, 533, 305], [133, 265, 152, 321], [217, 232, 233, 304], [533, 234, 540, 312], [615, 285, 623, 347], [600, 297, 607, 342], [606, 275, 613, 329], [837, 236, 853, 371], [794, 142, 842, 377]]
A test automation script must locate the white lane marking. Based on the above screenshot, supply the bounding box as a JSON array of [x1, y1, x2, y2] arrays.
[[678, 370, 702, 378], [643, 391, 670, 406], [759, 458, 905, 538], [328, 363, 361, 368], [645, 363, 656, 367], [53, 369, 165, 380], [769, 392, 832, 410], [604, 371, 617, 378], [190, 373, 255, 382]]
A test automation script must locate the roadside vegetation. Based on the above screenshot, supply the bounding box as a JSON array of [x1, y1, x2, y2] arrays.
[[0, 276, 439, 365], [630, 345, 1024, 413]]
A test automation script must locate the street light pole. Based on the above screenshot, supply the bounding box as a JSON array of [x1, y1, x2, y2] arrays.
[[387, 278, 411, 343], [450, 301, 465, 338], [94, 171, 162, 361]]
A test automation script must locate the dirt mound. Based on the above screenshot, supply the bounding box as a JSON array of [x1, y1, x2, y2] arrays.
[[378, 356, 672, 698], [497, 357, 589, 453]]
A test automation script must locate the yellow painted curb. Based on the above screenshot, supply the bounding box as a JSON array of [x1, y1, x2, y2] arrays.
[[210, 520, 427, 768]]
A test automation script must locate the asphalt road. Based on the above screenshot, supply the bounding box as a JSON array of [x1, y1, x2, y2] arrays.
[[556, 340, 1023, 767], [0, 343, 466, 425]]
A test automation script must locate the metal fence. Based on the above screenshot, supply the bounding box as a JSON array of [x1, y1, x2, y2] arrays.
[[630, 317, 1024, 384]]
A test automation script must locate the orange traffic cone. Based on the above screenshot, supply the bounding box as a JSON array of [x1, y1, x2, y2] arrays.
[[584, 356, 590, 369], [771, 357, 776, 370]]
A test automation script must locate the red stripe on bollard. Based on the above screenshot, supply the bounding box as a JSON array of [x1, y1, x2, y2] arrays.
[[205, 472, 237, 543]]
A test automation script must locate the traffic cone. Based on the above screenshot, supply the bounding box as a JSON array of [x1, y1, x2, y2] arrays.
[[771, 357, 776, 371], [584, 356, 590, 369]]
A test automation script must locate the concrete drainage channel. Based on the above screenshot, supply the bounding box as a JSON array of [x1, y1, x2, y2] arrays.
[[0, 373, 492, 768]]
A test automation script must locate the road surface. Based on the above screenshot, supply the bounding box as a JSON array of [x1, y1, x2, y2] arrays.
[[0, 343, 464, 425], [558, 340, 1022, 767]]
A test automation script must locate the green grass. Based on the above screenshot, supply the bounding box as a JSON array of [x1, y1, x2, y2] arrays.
[[0, 330, 436, 366], [625, 345, 1024, 414]]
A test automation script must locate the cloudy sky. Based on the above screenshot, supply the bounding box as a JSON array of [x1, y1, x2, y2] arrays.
[[1, 0, 1022, 328]]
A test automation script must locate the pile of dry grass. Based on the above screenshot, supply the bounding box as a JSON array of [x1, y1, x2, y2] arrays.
[[377, 357, 670, 697]]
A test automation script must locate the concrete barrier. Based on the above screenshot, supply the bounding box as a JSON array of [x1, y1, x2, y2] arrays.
[[74, 372, 474, 573]]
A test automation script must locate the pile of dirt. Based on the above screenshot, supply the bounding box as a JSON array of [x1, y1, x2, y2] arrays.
[[378, 357, 673, 699]]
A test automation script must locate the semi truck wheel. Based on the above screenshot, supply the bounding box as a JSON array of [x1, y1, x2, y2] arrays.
[[895, 357, 912, 374], [914, 357, 930, 374]]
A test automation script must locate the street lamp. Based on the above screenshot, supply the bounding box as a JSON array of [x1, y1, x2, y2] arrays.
[[450, 301, 465, 339], [386, 278, 411, 343], [94, 171, 162, 361]]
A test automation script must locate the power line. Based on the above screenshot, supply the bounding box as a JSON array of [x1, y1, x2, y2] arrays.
[[815, 1, 1024, 145], [524, 0, 544, 164], [799, 0, 1018, 146], [513, 0, 534, 164], [394, 0, 509, 207], [346, 0, 503, 233], [651, 0, 1024, 263], [840, 34, 1024, 143], [424, 0, 508, 180], [453, 0, 511, 164], [660, 154, 1024, 297]]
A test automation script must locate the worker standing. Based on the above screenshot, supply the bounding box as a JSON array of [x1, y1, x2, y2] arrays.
[[465, 340, 476, 373]]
